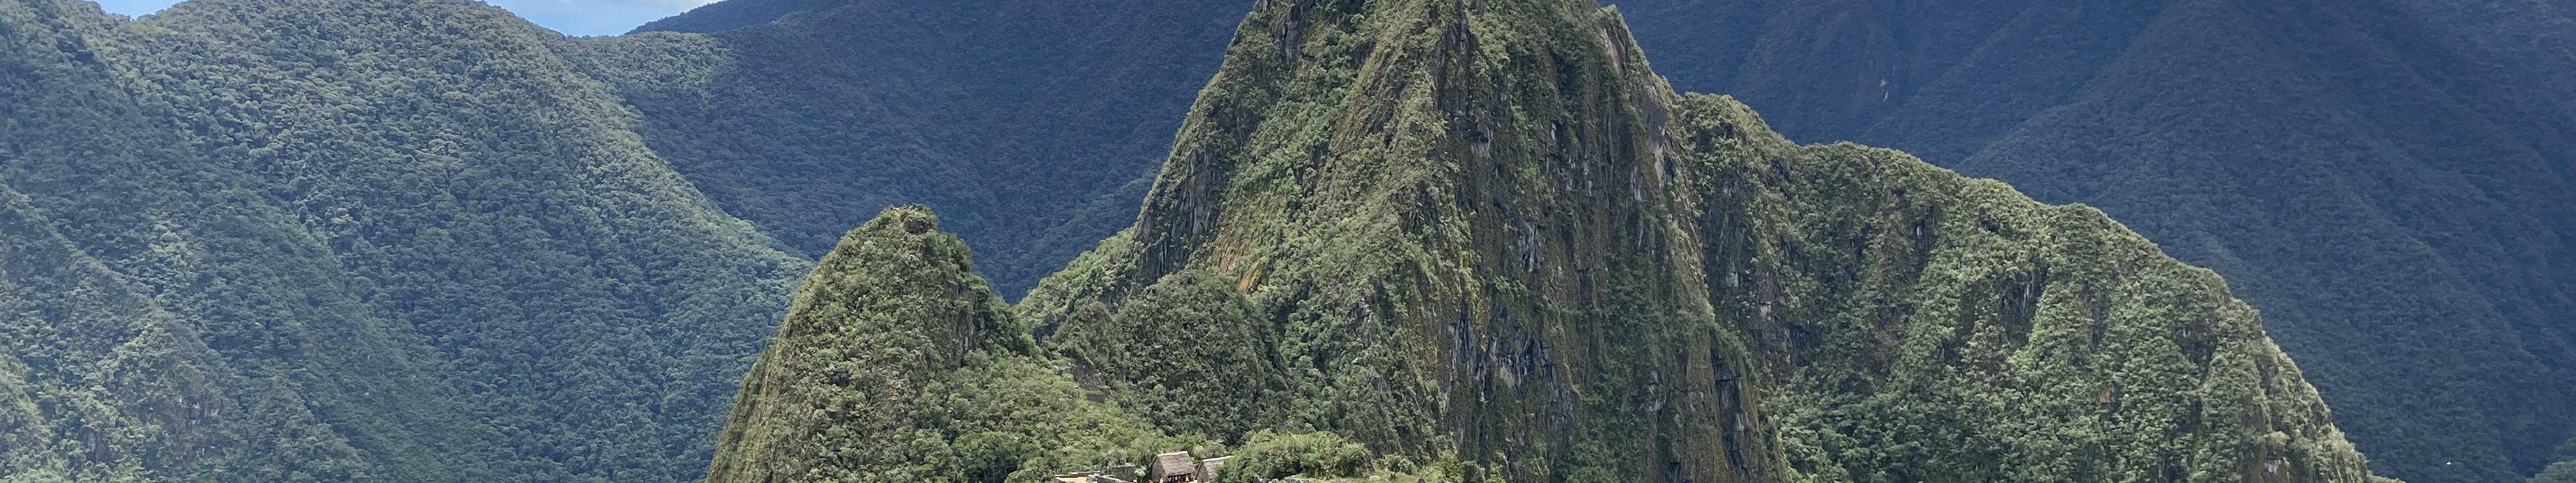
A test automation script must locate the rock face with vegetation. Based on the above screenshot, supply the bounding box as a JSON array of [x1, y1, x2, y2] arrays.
[[617, 1, 2575, 478], [1680, 96, 2375, 482], [704, 206, 1193, 483], [0, 0, 2471, 480], [1022, 1, 1784, 480], [1612, 1, 2576, 480], [1014, 0, 2385, 481], [614, 1, 2575, 477]]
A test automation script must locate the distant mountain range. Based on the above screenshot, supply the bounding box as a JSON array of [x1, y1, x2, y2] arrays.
[[0, 0, 2564, 481]]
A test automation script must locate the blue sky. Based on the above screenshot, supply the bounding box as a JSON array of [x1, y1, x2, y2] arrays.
[[89, 0, 720, 36]]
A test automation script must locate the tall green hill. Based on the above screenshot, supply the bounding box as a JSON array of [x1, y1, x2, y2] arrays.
[[703, 206, 1179, 483], [1001, 0, 2383, 481], [0, 183, 368, 482], [600, 2, 2576, 479], [1613, 1, 2576, 481], [3, 1, 490, 479], [0, 0, 2547, 480], [1, 0, 808, 479]]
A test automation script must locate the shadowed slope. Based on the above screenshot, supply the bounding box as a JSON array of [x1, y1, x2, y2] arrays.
[[588, 0, 1243, 296]]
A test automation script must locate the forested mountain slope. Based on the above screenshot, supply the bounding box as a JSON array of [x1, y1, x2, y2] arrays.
[[995, 0, 2381, 480], [1613, 1, 2576, 481], [0, 0, 809, 480], [0, 0, 2542, 480], [0, 183, 362, 482], [702, 206, 1188, 483], [601, 2, 2576, 478], [3, 1, 487, 479], [583, 0, 1244, 296]]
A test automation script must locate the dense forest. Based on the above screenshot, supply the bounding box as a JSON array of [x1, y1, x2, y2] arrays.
[[0, 0, 2566, 481], [2, 0, 807, 479]]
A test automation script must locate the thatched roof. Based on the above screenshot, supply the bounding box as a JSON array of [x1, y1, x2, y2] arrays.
[[1150, 452, 1197, 480]]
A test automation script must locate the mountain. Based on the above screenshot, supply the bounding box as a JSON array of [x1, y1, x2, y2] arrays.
[[702, 206, 1188, 483], [2540, 461, 2576, 483], [3, 2, 472, 479], [583, 0, 1245, 297], [1612, 1, 2576, 481], [0, 183, 369, 482], [0, 0, 808, 480], [605, 1, 2576, 477], [712, 0, 2385, 481], [2, 0, 2549, 480]]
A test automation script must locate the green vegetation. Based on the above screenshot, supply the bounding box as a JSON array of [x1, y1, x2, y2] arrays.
[[1616, 1, 2576, 481], [696, 210, 1456, 482], [0, 185, 367, 482], [706, 206, 1185, 483], [1679, 95, 2384, 482], [1211, 431, 1372, 483], [7, 0, 2536, 480], [1002, 0, 2386, 482], [2534, 461, 2576, 483], [1046, 270, 1289, 441], [2, 0, 805, 479], [578, 0, 1245, 296], [625, 1, 2576, 478]]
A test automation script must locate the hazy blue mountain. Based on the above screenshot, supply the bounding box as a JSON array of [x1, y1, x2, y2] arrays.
[[1, 0, 2563, 480], [592, 0, 1243, 297]]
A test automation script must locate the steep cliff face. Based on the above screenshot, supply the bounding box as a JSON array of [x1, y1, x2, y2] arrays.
[[615, 0, 2573, 479], [1680, 96, 2377, 482], [1020, 0, 2384, 481], [1026, 0, 1774, 480]]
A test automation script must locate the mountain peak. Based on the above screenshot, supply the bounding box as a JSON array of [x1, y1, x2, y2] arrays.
[[1037, 0, 1786, 479], [1023, 0, 2388, 480], [707, 206, 1023, 481]]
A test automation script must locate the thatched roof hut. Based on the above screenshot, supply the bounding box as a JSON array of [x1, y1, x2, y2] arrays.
[[1146, 452, 1199, 483]]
